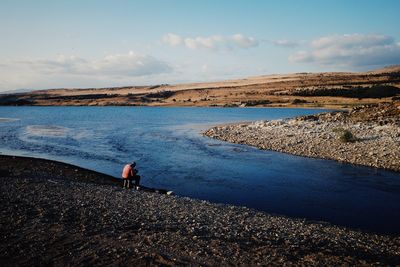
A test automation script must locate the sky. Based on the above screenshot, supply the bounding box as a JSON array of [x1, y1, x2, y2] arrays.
[[1, 0, 400, 91]]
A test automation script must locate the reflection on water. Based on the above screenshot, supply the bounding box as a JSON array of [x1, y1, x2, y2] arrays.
[[1, 106, 400, 234]]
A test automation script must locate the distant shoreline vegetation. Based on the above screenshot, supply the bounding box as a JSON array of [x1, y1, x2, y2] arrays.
[[0, 66, 399, 107], [292, 85, 400, 99]]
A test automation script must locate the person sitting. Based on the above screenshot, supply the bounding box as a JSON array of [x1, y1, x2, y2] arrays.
[[121, 161, 141, 190]]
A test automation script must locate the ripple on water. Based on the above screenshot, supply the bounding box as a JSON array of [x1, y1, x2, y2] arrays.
[[0, 118, 19, 122], [24, 125, 93, 140], [2, 106, 399, 234], [25, 125, 70, 137]]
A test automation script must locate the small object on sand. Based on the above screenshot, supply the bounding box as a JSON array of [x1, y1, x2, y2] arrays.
[[166, 191, 174, 195]]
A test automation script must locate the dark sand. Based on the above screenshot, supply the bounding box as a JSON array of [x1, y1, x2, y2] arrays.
[[1, 155, 399, 266]]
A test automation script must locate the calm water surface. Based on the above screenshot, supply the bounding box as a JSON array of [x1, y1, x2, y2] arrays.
[[1, 106, 399, 234]]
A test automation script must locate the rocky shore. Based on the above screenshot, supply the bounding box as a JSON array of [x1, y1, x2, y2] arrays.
[[1, 155, 400, 266], [204, 102, 400, 172]]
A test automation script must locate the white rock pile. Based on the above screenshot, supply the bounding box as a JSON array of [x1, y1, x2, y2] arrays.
[[204, 107, 400, 172]]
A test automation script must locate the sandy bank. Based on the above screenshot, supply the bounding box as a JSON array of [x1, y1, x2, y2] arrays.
[[0, 155, 399, 265], [204, 103, 400, 172]]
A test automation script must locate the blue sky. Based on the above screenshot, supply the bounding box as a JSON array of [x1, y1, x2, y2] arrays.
[[1, 0, 400, 91]]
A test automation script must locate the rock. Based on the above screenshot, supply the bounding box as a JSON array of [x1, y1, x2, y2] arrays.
[[203, 103, 400, 172]]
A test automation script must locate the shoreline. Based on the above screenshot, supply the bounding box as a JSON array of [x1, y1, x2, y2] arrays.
[[1, 155, 400, 265], [0, 104, 342, 109], [204, 102, 400, 173]]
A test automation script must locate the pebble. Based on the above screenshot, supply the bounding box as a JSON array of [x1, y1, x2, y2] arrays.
[[204, 103, 400, 172]]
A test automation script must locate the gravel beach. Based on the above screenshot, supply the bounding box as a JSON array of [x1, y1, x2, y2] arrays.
[[1, 155, 400, 266], [204, 102, 400, 172]]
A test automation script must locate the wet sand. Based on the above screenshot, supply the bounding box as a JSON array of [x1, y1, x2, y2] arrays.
[[1, 155, 399, 266]]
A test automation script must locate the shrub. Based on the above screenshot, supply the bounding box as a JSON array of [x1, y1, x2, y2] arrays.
[[333, 128, 357, 143], [223, 103, 239, 107], [291, 98, 308, 104], [340, 130, 354, 143], [145, 90, 175, 99], [293, 85, 400, 98], [333, 128, 355, 143], [242, 99, 271, 106]]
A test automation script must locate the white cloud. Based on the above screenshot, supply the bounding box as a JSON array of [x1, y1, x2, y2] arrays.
[[289, 34, 400, 67], [273, 39, 300, 48], [88, 51, 172, 76], [16, 51, 172, 77], [162, 33, 183, 47], [162, 33, 259, 50], [0, 52, 173, 91], [231, 34, 259, 48]]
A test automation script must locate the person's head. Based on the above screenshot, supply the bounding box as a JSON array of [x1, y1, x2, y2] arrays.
[[130, 161, 136, 167]]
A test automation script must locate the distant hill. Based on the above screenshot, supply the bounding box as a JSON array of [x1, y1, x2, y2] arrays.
[[0, 88, 35, 95], [367, 65, 400, 74], [1, 66, 399, 108]]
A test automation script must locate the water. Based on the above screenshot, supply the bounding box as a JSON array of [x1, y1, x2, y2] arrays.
[[1, 106, 400, 234]]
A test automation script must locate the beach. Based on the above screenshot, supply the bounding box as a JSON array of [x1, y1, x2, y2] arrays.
[[1, 155, 399, 266], [2, 1, 400, 265], [204, 102, 400, 172]]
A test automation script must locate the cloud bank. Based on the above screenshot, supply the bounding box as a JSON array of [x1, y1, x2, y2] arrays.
[[17, 51, 172, 77], [162, 33, 259, 50], [272, 39, 300, 48], [289, 34, 400, 67], [0, 52, 172, 91]]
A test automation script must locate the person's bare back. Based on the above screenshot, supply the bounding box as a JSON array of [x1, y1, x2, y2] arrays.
[[121, 161, 141, 189]]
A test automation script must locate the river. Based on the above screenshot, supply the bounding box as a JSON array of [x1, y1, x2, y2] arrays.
[[1, 106, 400, 234]]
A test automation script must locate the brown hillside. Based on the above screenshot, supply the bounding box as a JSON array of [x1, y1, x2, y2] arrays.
[[1, 66, 400, 108]]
